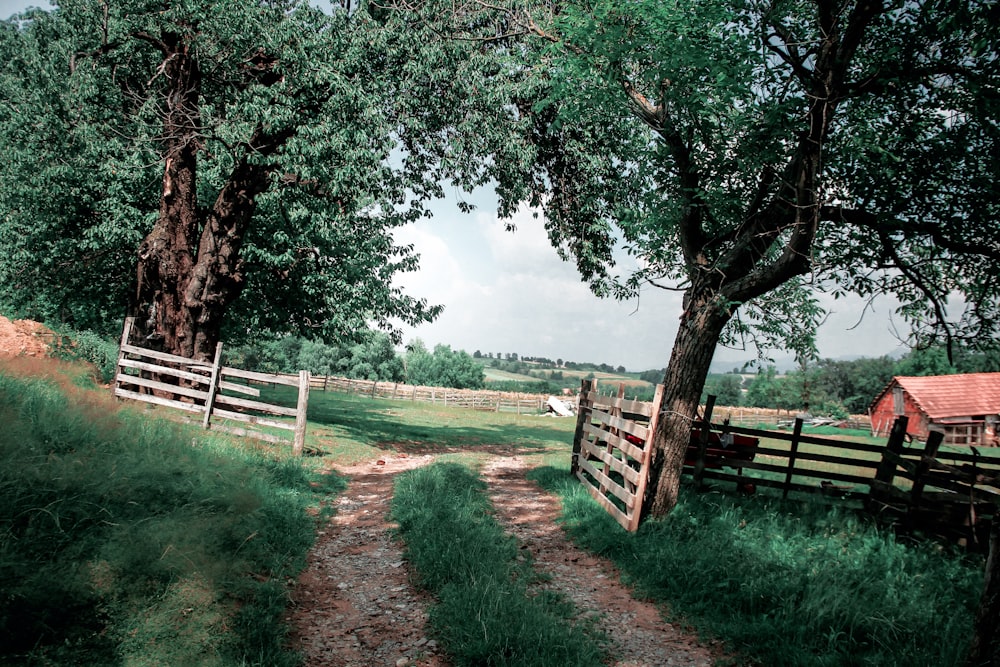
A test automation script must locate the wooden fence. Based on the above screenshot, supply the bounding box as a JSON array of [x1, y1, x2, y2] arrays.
[[113, 318, 310, 454], [276, 373, 552, 414], [570, 380, 664, 531], [573, 381, 1000, 547]]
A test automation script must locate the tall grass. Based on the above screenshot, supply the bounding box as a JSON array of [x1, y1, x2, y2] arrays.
[[532, 467, 983, 666], [391, 463, 606, 667], [0, 367, 342, 666]]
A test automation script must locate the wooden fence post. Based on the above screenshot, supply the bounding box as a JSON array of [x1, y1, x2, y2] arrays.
[[627, 383, 665, 532], [292, 370, 310, 456], [867, 415, 909, 511], [692, 395, 717, 487], [782, 418, 805, 499], [570, 379, 595, 477], [201, 342, 224, 429], [909, 429, 944, 509], [113, 317, 135, 396], [600, 384, 626, 494]]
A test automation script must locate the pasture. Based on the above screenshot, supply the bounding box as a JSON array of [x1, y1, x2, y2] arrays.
[[0, 357, 989, 666]]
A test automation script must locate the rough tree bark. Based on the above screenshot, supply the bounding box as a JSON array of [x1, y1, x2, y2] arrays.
[[643, 293, 732, 516], [131, 33, 282, 361]]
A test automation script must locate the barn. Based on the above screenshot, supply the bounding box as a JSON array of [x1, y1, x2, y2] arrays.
[[869, 373, 1000, 446]]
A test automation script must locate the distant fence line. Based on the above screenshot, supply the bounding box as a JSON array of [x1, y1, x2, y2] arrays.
[[113, 318, 310, 454], [263, 373, 873, 427], [266, 373, 553, 413]]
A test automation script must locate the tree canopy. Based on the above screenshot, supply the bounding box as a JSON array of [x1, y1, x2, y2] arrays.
[[394, 0, 1000, 515], [0, 0, 456, 353], [404, 340, 485, 389]]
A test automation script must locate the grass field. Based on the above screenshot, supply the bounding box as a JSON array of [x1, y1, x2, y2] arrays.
[[481, 364, 654, 391], [0, 358, 344, 666], [0, 356, 990, 667], [483, 367, 542, 383]]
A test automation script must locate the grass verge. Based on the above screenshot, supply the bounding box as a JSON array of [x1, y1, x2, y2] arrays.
[[531, 467, 983, 667], [0, 362, 344, 666], [391, 462, 606, 667]]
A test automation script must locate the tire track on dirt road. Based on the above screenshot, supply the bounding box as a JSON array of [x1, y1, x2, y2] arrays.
[[482, 456, 724, 667], [287, 454, 447, 667]]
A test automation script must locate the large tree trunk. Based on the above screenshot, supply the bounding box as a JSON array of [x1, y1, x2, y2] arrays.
[[131, 36, 270, 361], [133, 36, 203, 358], [968, 519, 1000, 666], [643, 289, 732, 517]]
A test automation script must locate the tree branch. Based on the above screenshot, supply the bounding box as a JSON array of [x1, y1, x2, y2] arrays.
[[821, 206, 1000, 263]]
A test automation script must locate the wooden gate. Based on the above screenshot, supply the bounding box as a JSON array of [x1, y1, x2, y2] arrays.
[[113, 318, 310, 454], [571, 379, 664, 531]]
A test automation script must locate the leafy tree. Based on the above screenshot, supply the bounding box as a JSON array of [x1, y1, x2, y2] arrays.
[[815, 356, 896, 414], [745, 367, 779, 409], [0, 1, 449, 359], [344, 333, 406, 382], [703, 374, 743, 407], [405, 340, 485, 389], [639, 368, 666, 385], [402, 0, 1000, 516]]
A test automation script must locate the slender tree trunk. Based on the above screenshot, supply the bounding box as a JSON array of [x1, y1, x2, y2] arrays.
[[968, 519, 1000, 666], [643, 289, 732, 517]]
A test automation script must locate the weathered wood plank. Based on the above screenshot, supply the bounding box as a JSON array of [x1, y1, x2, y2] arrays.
[[582, 391, 654, 418], [121, 343, 213, 370], [574, 470, 630, 530], [218, 381, 260, 397], [579, 438, 641, 485], [581, 423, 646, 461], [213, 393, 298, 417], [114, 388, 204, 414], [578, 458, 635, 508], [220, 366, 301, 387], [118, 358, 211, 385], [115, 373, 209, 403], [212, 407, 295, 431], [586, 408, 649, 440]]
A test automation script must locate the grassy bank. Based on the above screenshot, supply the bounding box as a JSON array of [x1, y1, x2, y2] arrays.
[[531, 467, 983, 666], [391, 462, 605, 666], [0, 360, 343, 666]]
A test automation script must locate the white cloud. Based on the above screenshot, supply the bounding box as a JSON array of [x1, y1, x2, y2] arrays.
[[392, 196, 915, 371]]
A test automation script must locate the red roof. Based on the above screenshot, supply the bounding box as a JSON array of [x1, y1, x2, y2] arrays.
[[890, 373, 1000, 419]]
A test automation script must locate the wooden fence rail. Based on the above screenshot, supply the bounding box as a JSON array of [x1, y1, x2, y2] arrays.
[[113, 318, 310, 454], [573, 381, 1000, 547]]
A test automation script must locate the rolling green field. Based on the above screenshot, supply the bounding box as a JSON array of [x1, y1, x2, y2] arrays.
[[0, 357, 990, 667]]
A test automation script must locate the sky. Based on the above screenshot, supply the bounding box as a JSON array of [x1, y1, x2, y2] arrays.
[[390, 188, 910, 371], [0, 0, 914, 371]]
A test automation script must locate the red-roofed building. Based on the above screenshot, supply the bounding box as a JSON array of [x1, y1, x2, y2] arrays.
[[869, 373, 1000, 446]]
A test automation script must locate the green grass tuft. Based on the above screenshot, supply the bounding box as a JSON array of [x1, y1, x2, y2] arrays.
[[530, 466, 982, 667], [391, 462, 606, 667]]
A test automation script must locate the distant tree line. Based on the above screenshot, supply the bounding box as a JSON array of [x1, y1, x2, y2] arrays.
[[226, 334, 484, 389], [228, 335, 999, 409]]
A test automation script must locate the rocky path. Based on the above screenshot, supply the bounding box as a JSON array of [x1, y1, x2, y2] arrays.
[[286, 454, 447, 667], [288, 453, 723, 667]]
